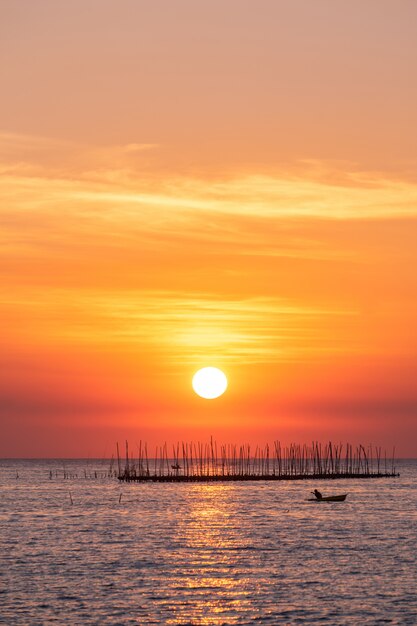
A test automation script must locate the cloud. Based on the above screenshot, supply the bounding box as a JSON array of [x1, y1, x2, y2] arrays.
[[1, 288, 355, 365], [1, 132, 416, 371], [2, 132, 417, 222]]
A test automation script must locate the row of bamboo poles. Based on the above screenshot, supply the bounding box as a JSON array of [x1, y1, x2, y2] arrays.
[[117, 439, 399, 482]]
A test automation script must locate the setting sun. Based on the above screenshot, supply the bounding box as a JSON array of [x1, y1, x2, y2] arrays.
[[192, 367, 228, 400]]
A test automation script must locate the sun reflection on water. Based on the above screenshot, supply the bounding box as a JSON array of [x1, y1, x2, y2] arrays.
[[167, 484, 255, 625]]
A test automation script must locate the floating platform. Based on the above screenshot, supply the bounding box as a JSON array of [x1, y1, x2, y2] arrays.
[[118, 471, 399, 483]]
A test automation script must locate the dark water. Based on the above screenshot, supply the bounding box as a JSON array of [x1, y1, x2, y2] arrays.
[[1, 459, 416, 625]]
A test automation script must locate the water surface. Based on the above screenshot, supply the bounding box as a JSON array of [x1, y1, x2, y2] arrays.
[[1, 459, 416, 624]]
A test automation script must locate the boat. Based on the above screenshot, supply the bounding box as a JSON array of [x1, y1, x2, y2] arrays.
[[308, 494, 347, 502]]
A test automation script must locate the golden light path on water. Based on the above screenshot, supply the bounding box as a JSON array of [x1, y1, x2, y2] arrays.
[[170, 484, 253, 624]]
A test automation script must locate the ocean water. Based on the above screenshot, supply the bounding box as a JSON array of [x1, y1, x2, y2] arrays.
[[1, 459, 416, 625]]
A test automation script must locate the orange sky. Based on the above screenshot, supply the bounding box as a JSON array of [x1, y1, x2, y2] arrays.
[[1, 1, 417, 457]]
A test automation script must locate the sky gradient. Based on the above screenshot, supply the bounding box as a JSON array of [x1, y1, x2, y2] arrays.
[[1, 1, 417, 456]]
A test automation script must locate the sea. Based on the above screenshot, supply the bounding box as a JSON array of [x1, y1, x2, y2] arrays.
[[1, 458, 416, 625]]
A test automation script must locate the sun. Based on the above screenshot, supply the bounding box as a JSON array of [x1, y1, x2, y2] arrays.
[[192, 367, 228, 399]]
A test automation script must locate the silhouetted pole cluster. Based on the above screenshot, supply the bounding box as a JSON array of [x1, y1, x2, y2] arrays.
[[117, 438, 399, 482]]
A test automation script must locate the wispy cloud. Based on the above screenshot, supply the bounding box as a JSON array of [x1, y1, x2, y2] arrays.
[[93, 291, 358, 364], [2, 132, 417, 222], [0, 133, 415, 371], [1, 288, 358, 365]]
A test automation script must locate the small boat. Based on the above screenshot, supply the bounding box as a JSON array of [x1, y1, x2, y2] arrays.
[[308, 494, 347, 502]]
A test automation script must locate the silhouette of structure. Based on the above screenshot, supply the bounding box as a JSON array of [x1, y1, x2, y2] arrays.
[[117, 439, 399, 482]]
